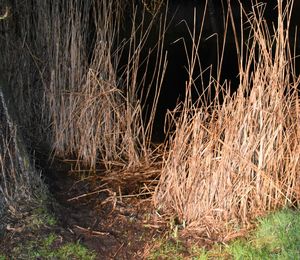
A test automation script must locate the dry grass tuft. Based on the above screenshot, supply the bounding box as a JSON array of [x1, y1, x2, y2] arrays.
[[0, 88, 46, 230], [1, 0, 299, 241], [0, 0, 166, 171], [44, 0, 167, 170], [154, 1, 300, 238]]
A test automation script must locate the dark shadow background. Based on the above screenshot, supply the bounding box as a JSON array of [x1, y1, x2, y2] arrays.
[[92, 0, 300, 142]]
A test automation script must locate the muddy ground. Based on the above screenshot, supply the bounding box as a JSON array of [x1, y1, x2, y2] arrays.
[[46, 159, 165, 259], [0, 154, 169, 259]]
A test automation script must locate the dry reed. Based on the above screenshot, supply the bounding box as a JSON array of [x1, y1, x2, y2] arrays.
[[0, 0, 48, 228], [42, 0, 167, 170], [0, 0, 167, 206], [0, 87, 46, 229], [1, 0, 299, 241], [154, 0, 300, 238]]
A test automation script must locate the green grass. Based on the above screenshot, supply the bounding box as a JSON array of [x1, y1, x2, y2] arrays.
[[56, 243, 96, 259], [148, 208, 300, 259], [229, 208, 300, 259], [148, 239, 187, 260], [27, 206, 57, 229], [2, 201, 96, 259], [12, 233, 96, 260]]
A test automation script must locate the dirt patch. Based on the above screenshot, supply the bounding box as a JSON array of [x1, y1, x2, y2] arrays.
[[44, 158, 164, 259], [0, 151, 166, 259], [0, 151, 223, 259]]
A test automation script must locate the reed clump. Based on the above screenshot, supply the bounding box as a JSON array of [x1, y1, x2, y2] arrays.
[[154, 1, 300, 238], [1, 0, 299, 241], [39, 0, 167, 170]]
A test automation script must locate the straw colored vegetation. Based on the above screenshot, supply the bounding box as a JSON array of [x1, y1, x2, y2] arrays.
[[0, 0, 299, 248], [0, 102, 47, 231], [41, 0, 167, 170], [154, 0, 300, 237]]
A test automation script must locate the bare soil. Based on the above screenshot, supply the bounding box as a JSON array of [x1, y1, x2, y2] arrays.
[[1, 156, 166, 259]]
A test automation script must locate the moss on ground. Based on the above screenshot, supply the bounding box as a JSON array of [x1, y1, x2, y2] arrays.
[[0, 204, 96, 260], [11, 233, 96, 260]]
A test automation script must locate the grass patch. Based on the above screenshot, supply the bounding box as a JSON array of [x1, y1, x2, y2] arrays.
[[26, 206, 57, 230], [226, 209, 300, 259], [148, 239, 187, 260], [148, 208, 300, 259], [11, 233, 96, 260], [1, 203, 96, 259]]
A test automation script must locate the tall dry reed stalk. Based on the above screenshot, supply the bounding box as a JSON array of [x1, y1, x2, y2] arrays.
[[42, 0, 124, 168], [0, 85, 46, 230], [154, 0, 300, 237], [0, 0, 46, 139], [1, 0, 167, 170], [0, 0, 48, 229], [38, 0, 167, 170]]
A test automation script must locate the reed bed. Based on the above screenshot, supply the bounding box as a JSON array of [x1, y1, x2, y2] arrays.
[[154, 1, 300, 238], [42, 0, 167, 170], [1, 0, 166, 170], [1, 0, 299, 240], [0, 92, 46, 230], [0, 0, 47, 229], [44, 0, 126, 169], [0, 0, 167, 202]]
